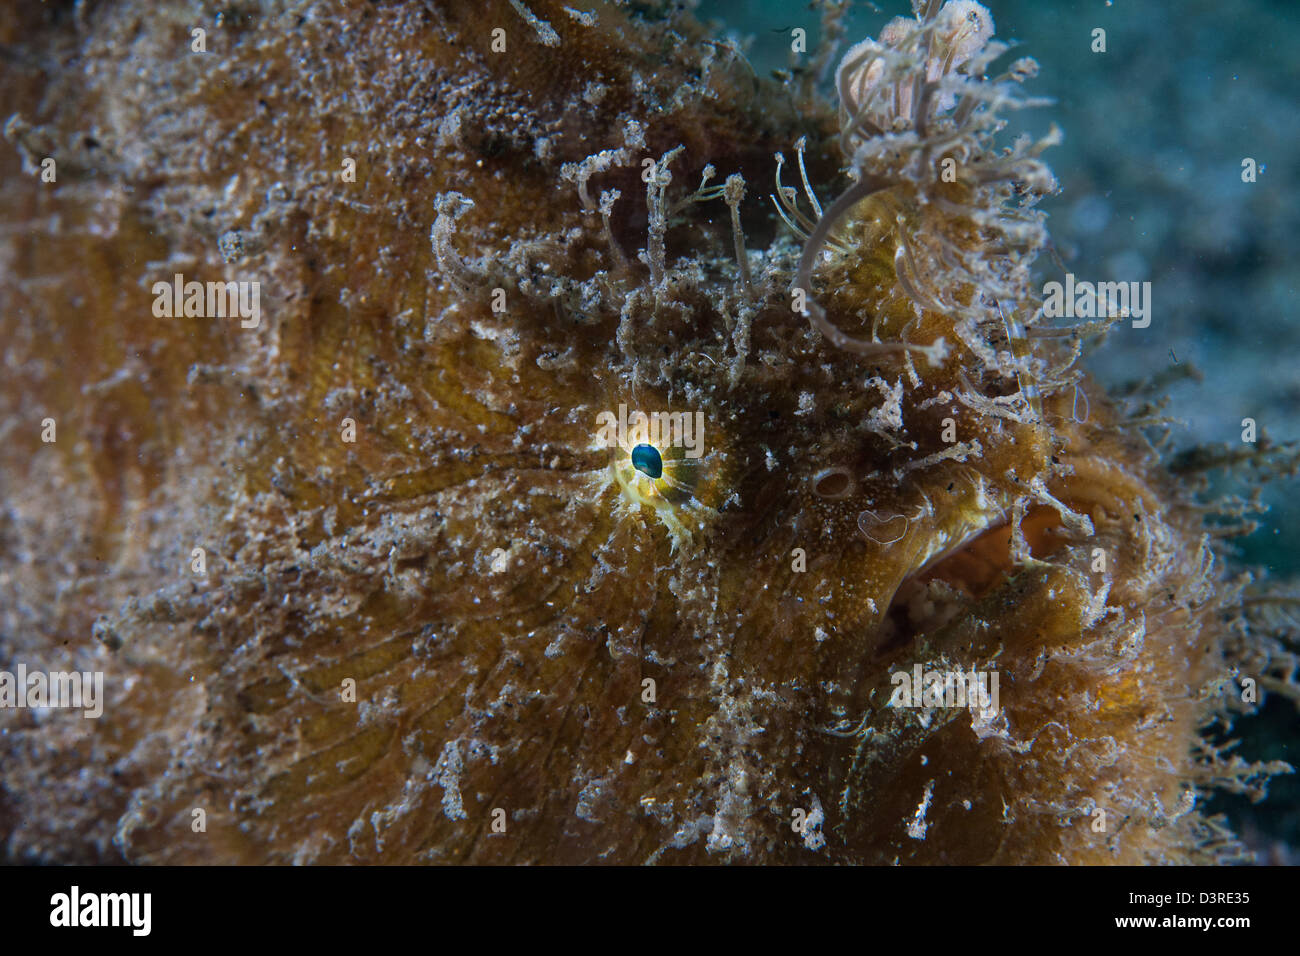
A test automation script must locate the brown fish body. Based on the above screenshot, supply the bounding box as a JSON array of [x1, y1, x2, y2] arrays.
[[0, 0, 1286, 864]]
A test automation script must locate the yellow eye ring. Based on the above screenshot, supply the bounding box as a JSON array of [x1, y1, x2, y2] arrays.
[[592, 408, 731, 553]]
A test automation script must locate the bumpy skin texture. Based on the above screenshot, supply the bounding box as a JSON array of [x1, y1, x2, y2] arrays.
[[0, 0, 1255, 864]]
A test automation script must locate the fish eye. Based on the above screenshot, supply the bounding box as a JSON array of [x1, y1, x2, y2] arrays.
[[631, 443, 663, 480]]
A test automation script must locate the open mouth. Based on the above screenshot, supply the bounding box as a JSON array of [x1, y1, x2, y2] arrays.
[[876, 505, 1069, 658]]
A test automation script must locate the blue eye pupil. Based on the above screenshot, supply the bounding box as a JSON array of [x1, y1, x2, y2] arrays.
[[631, 444, 663, 480]]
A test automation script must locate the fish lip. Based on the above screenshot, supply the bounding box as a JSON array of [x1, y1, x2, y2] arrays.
[[868, 490, 1011, 643], [909, 506, 1009, 581]]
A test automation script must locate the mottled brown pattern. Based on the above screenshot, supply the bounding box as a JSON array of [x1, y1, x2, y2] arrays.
[[0, 0, 1284, 864]]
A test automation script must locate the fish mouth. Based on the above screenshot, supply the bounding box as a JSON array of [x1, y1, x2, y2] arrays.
[[875, 504, 1068, 658]]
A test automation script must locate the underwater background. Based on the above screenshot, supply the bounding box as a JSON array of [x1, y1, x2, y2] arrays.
[[699, 0, 1300, 859]]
